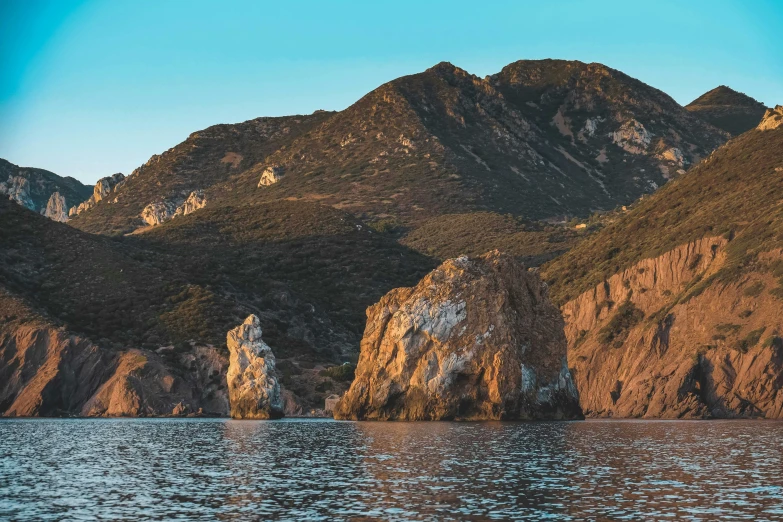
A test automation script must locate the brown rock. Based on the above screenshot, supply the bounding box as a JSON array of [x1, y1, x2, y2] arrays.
[[226, 315, 284, 419], [334, 251, 582, 421]]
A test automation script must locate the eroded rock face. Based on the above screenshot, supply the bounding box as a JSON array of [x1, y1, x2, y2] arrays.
[[141, 199, 179, 226], [0, 176, 35, 210], [334, 251, 582, 421], [226, 315, 284, 419], [258, 166, 284, 187], [563, 237, 783, 418], [141, 190, 206, 226], [70, 173, 126, 216], [758, 106, 783, 131], [42, 192, 69, 222]]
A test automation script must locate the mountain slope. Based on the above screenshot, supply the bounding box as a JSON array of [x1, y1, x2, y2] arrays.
[[542, 121, 783, 418], [70, 60, 730, 239], [0, 159, 93, 221], [0, 195, 434, 415], [686, 86, 768, 136], [70, 113, 333, 235]]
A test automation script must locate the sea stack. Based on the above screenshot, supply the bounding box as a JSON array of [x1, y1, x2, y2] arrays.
[[334, 251, 583, 421], [226, 315, 284, 419]]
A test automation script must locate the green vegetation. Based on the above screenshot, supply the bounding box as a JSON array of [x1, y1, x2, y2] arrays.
[[743, 281, 765, 297], [597, 302, 644, 348], [319, 363, 356, 382], [736, 327, 765, 353]]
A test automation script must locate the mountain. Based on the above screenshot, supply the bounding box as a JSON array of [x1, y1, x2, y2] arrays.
[[0, 159, 93, 221], [0, 196, 434, 415], [69, 60, 729, 241], [542, 118, 783, 418], [68, 113, 333, 235], [686, 86, 768, 136]]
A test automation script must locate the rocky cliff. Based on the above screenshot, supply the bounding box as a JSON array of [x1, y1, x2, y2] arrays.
[[562, 237, 783, 418], [226, 315, 283, 419], [69, 173, 126, 216], [0, 158, 92, 219], [335, 251, 582, 421], [545, 122, 783, 419]]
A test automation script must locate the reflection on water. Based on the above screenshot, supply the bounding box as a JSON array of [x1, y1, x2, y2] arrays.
[[1, 419, 782, 520]]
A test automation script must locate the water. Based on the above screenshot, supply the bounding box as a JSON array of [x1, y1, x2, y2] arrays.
[[1, 419, 782, 521]]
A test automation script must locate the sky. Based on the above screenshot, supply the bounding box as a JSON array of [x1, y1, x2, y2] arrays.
[[1, 0, 781, 185]]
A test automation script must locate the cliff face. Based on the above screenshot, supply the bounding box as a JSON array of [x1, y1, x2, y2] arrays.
[[563, 238, 783, 418], [335, 251, 582, 421], [0, 289, 229, 418]]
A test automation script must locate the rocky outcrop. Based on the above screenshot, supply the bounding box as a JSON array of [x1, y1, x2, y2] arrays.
[[610, 119, 652, 154], [70, 173, 125, 216], [42, 192, 69, 222], [758, 106, 783, 131], [173, 190, 207, 217], [140, 190, 207, 226], [226, 315, 284, 419], [0, 176, 35, 210], [563, 237, 783, 418], [334, 251, 582, 421], [258, 165, 284, 187], [141, 199, 179, 226]]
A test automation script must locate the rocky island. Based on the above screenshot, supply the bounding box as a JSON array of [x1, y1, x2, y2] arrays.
[[335, 251, 582, 421]]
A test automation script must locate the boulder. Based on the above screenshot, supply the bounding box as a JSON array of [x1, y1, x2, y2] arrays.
[[334, 251, 583, 421], [226, 315, 284, 419], [258, 166, 284, 187]]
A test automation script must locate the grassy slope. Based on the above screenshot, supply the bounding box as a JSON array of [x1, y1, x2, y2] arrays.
[[543, 128, 783, 305]]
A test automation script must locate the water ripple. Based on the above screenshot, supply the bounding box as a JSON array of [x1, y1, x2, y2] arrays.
[[0, 419, 782, 520]]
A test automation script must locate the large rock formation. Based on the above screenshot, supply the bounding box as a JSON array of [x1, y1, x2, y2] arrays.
[[334, 251, 582, 421], [257, 165, 284, 187], [42, 192, 69, 222], [141, 190, 207, 226], [226, 315, 284, 419], [0, 175, 35, 210]]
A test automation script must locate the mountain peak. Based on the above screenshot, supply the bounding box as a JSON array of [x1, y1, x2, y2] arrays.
[[686, 86, 767, 136], [687, 85, 765, 109]]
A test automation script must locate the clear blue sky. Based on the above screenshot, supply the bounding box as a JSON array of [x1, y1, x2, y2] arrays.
[[1, 0, 781, 185]]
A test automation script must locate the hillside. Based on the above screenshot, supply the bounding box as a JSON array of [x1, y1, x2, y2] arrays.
[[543, 125, 783, 305], [542, 120, 783, 418], [0, 158, 93, 221], [686, 86, 768, 136], [0, 197, 434, 415], [69, 113, 333, 235], [491, 60, 728, 198], [69, 60, 729, 239]]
